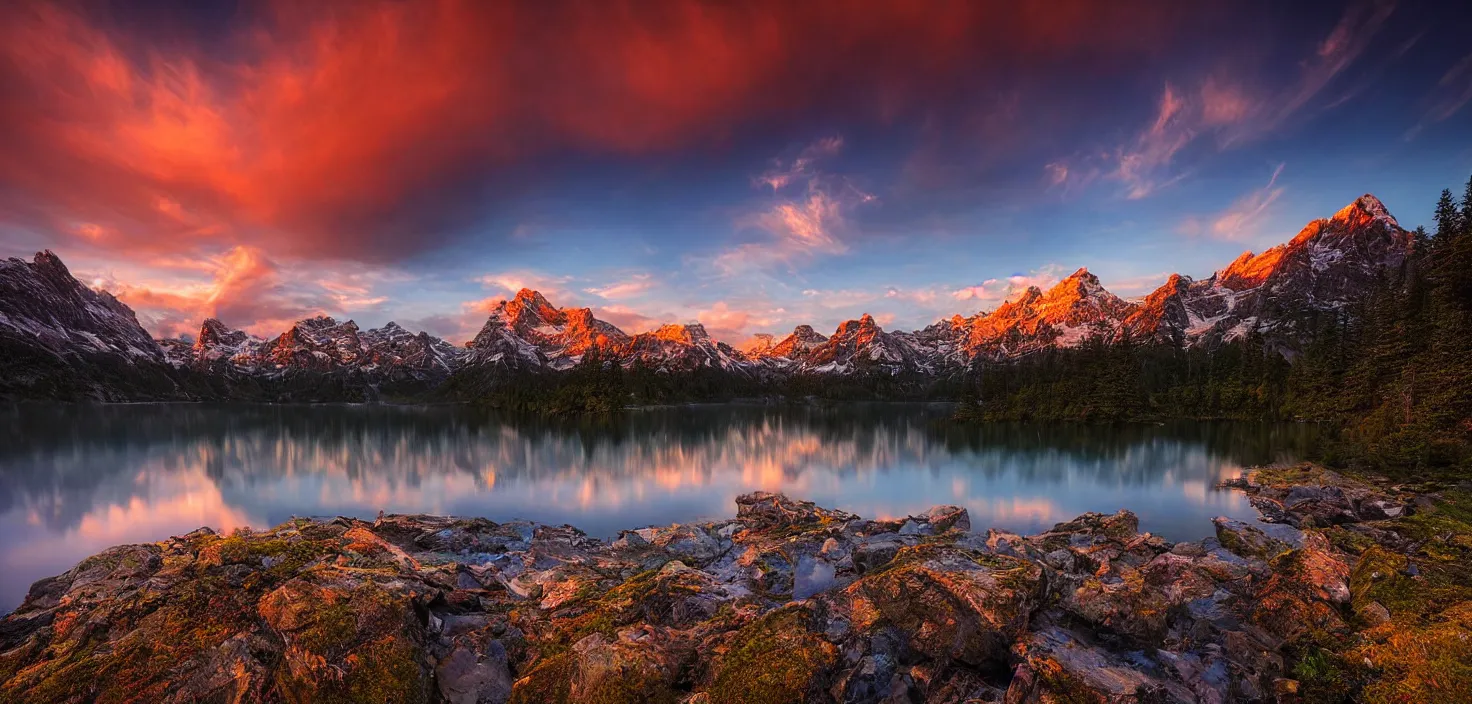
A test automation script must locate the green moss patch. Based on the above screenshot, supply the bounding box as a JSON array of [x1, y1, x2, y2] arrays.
[[704, 606, 836, 704]]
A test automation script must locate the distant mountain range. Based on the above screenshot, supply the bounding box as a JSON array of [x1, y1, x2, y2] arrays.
[[0, 195, 1413, 401]]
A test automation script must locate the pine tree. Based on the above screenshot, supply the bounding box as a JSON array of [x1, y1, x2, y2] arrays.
[[1462, 175, 1472, 236]]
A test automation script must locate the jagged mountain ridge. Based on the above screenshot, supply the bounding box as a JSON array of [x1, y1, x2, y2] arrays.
[[1122, 194, 1413, 351], [1, 251, 182, 400], [0, 194, 1416, 400], [918, 267, 1137, 364]]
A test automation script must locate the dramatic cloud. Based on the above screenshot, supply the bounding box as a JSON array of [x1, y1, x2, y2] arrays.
[[86, 246, 335, 338], [0, 0, 1188, 266], [0, 0, 1458, 344]]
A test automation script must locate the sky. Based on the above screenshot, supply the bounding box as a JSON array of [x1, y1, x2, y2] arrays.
[[1, 0, 1470, 346]]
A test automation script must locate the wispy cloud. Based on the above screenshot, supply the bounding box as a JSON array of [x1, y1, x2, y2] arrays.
[[474, 271, 576, 303], [951, 264, 1066, 305], [1103, 272, 1173, 297], [591, 305, 668, 335], [1269, 0, 1397, 129], [1052, 0, 1393, 200], [755, 136, 844, 191], [1114, 83, 1198, 199], [585, 274, 655, 300], [697, 301, 784, 342], [1405, 50, 1472, 140], [713, 136, 875, 276], [1179, 163, 1287, 241]]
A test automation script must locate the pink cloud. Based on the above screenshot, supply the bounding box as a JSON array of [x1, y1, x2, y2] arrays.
[[79, 245, 408, 339], [474, 271, 576, 303], [585, 274, 655, 300], [593, 305, 666, 335], [951, 264, 1065, 306], [1179, 163, 1286, 242], [1048, 2, 1392, 201], [93, 246, 323, 338]]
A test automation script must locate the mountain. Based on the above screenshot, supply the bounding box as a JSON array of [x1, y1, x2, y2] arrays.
[[162, 316, 466, 400], [922, 267, 1136, 363], [0, 251, 182, 400], [1126, 194, 1413, 353], [739, 333, 776, 357], [795, 314, 938, 375], [0, 194, 1418, 401], [482, 289, 629, 370], [769, 325, 830, 361], [623, 323, 751, 373]]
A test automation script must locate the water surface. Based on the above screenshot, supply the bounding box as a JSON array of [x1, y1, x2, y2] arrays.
[[0, 402, 1320, 610]]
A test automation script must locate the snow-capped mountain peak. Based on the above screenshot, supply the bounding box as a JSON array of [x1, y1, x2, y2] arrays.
[[1331, 193, 1399, 230], [0, 193, 1421, 399], [1127, 193, 1412, 351]]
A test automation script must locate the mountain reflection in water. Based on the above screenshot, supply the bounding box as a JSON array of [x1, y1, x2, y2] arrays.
[[0, 402, 1321, 610]]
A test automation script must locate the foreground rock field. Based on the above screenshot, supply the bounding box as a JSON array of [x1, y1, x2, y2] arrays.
[[2, 464, 1469, 703]]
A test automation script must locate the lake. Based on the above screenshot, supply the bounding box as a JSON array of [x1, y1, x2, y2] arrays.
[[0, 402, 1321, 610]]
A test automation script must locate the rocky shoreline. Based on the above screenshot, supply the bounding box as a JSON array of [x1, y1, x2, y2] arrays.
[[1, 464, 1468, 703]]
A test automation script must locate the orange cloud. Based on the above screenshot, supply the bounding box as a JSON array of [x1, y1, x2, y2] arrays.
[[593, 305, 666, 335], [0, 0, 1189, 266], [585, 274, 655, 300], [694, 301, 793, 343], [952, 264, 1065, 305], [88, 245, 405, 338]]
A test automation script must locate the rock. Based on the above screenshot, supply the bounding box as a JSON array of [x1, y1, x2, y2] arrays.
[[923, 505, 971, 533], [1006, 626, 1196, 703], [734, 491, 855, 530], [792, 554, 838, 600], [612, 530, 648, 549], [842, 543, 1043, 666], [1358, 600, 1391, 627], [438, 640, 514, 704], [1356, 498, 1405, 521], [1, 484, 1451, 704], [658, 525, 726, 565], [701, 605, 838, 704], [511, 629, 680, 704], [852, 535, 907, 573], [1212, 516, 1306, 560]]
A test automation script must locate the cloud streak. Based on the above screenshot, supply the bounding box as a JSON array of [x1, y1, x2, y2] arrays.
[[1405, 50, 1472, 139], [1178, 163, 1287, 242], [1050, 0, 1395, 201]]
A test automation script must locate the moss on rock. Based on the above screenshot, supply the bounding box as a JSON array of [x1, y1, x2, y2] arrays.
[[703, 605, 837, 704]]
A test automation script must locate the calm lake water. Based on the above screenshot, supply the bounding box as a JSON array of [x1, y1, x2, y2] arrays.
[[0, 402, 1321, 610]]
